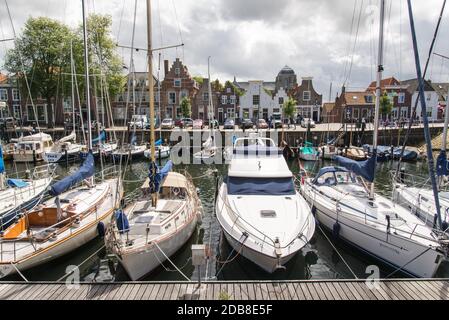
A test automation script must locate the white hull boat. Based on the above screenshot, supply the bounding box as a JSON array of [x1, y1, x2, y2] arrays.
[[320, 145, 338, 160], [0, 172, 122, 278], [13, 133, 54, 163], [301, 167, 448, 278], [144, 145, 170, 159], [112, 144, 147, 160], [107, 167, 202, 280], [216, 135, 315, 273]]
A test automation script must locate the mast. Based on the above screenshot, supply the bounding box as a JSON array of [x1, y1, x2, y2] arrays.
[[407, 0, 443, 230], [147, 0, 155, 162], [82, 0, 92, 152], [369, 0, 385, 200], [441, 86, 449, 153], [70, 40, 76, 134], [208, 56, 214, 132]]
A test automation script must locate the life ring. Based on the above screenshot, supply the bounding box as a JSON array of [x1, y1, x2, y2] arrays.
[[172, 187, 180, 195]]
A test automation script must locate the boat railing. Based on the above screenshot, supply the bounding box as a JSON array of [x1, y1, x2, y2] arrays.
[[333, 196, 448, 245]]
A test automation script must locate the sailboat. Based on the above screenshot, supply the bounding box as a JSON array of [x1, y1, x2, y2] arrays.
[[0, 145, 55, 231], [0, 0, 122, 278], [13, 132, 54, 163], [44, 43, 85, 164], [216, 133, 315, 272], [144, 138, 170, 159], [105, 0, 202, 281], [300, 0, 448, 278], [298, 141, 320, 161], [393, 85, 449, 228], [193, 57, 218, 160]]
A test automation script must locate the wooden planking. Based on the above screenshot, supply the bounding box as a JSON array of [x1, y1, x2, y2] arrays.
[[1, 280, 448, 300]]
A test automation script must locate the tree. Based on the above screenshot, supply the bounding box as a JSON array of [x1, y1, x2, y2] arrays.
[[213, 79, 223, 92], [180, 97, 192, 118], [380, 93, 393, 121], [283, 98, 297, 128], [5, 17, 75, 127]]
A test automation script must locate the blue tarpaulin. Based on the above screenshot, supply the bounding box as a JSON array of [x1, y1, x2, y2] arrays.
[[7, 178, 29, 188], [0, 145, 4, 174], [148, 160, 173, 193], [155, 139, 162, 146], [227, 176, 295, 195], [334, 153, 376, 182], [49, 152, 95, 196], [92, 130, 106, 145], [436, 150, 448, 177], [115, 209, 129, 234]]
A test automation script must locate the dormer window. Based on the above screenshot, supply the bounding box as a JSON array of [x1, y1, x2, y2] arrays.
[[174, 79, 181, 87], [175, 68, 180, 75], [303, 91, 310, 101], [366, 95, 373, 103]]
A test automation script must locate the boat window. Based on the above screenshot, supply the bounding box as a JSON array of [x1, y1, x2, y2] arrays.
[[335, 171, 356, 184], [315, 172, 337, 186], [227, 176, 295, 196]]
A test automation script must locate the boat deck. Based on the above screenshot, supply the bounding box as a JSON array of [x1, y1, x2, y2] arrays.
[[0, 279, 447, 300]]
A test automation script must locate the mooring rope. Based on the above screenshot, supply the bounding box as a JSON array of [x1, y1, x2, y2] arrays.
[[154, 242, 191, 281]]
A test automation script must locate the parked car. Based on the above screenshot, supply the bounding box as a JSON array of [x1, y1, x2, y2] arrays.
[[240, 118, 254, 129], [257, 119, 269, 129], [180, 118, 193, 128], [161, 118, 174, 129], [271, 112, 283, 128], [193, 119, 204, 129], [129, 115, 149, 129], [174, 119, 183, 127], [223, 119, 235, 130], [301, 118, 316, 128]]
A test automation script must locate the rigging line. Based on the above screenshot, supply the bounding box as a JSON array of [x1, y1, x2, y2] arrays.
[[341, 0, 358, 85], [344, 0, 364, 87], [394, 0, 446, 178], [153, 242, 191, 281], [115, 0, 126, 41], [171, 0, 184, 61]]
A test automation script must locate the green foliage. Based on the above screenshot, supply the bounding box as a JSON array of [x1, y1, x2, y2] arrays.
[[193, 76, 204, 85], [225, 80, 244, 96], [212, 79, 223, 92], [218, 291, 231, 300], [180, 97, 192, 118], [379, 93, 393, 119], [4, 15, 125, 125], [283, 98, 297, 118]]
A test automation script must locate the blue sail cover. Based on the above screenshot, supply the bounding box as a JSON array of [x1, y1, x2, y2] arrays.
[[49, 152, 95, 196], [7, 178, 29, 188], [0, 145, 4, 174], [92, 130, 106, 145], [148, 160, 173, 193], [436, 150, 448, 176], [334, 153, 376, 182], [155, 139, 162, 146], [115, 209, 129, 234]]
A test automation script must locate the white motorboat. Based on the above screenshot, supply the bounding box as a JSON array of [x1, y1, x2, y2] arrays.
[[112, 143, 147, 160], [144, 144, 170, 159], [106, 162, 202, 280], [13, 133, 54, 163], [216, 135, 315, 273], [193, 136, 218, 160], [43, 131, 85, 163]]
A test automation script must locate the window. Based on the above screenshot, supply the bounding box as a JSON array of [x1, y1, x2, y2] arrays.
[[221, 95, 227, 105], [174, 79, 181, 87], [230, 95, 236, 104], [227, 177, 295, 196], [0, 89, 7, 101], [365, 95, 373, 103], [203, 92, 209, 101], [226, 87, 231, 93], [253, 95, 260, 106], [228, 108, 235, 119], [175, 68, 180, 75], [12, 89, 20, 101], [401, 109, 408, 118], [303, 91, 311, 101], [279, 97, 284, 105], [353, 108, 359, 119], [176, 107, 182, 118], [427, 93, 432, 101], [398, 92, 405, 104], [180, 90, 188, 99], [168, 92, 176, 104], [13, 105, 21, 119]]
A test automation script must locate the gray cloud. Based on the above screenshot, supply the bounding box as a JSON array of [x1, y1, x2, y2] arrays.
[[1, 0, 448, 101]]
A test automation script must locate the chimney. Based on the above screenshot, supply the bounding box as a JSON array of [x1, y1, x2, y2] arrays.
[[341, 85, 346, 94], [164, 60, 169, 77]]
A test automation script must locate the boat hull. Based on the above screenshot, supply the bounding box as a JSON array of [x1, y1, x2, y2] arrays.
[[302, 186, 443, 278], [117, 214, 198, 281]]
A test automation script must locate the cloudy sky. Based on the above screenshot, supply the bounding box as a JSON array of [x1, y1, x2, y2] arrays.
[[0, 0, 448, 101]]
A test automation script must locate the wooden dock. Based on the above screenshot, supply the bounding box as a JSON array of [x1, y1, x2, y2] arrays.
[[0, 279, 448, 300]]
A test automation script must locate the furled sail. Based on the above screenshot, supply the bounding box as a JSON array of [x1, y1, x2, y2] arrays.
[[49, 152, 95, 196], [0, 145, 4, 174], [148, 160, 173, 193], [436, 150, 448, 177], [92, 130, 106, 145], [57, 131, 76, 144], [334, 153, 376, 182]]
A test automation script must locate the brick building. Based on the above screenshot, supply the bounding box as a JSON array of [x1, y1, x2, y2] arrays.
[[192, 78, 219, 121], [216, 81, 240, 122], [290, 77, 322, 122]]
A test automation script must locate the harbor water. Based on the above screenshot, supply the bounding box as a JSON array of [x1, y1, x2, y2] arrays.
[[3, 157, 449, 282]]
